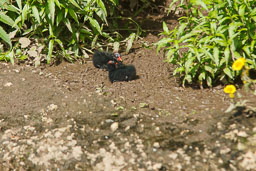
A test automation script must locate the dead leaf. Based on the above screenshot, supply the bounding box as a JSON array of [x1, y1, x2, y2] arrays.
[[19, 37, 31, 48]]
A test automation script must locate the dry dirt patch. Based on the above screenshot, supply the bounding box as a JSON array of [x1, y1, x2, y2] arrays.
[[0, 36, 256, 170]]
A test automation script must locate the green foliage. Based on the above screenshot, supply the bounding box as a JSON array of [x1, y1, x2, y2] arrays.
[[157, 0, 256, 87], [0, 0, 138, 64]]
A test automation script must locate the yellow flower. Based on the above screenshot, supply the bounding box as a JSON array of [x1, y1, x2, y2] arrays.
[[232, 58, 246, 71], [224, 85, 236, 94], [229, 93, 234, 98]]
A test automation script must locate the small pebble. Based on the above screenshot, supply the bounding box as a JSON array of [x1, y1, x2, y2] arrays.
[[105, 119, 114, 123], [110, 122, 119, 132], [153, 163, 162, 170], [153, 142, 160, 148], [47, 104, 58, 111], [4, 82, 13, 87]]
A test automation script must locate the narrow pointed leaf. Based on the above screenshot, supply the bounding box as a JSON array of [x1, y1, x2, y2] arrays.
[[238, 4, 246, 18], [0, 26, 12, 48], [126, 33, 136, 54], [64, 18, 72, 32], [206, 76, 212, 87], [32, 6, 41, 24], [68, 8, 79, 24], [205, 65, 214, 75], [224, 67, 233, 79], [96, 0, 107, 16], [163, 21, 169, 35], [16, 0, 22, 10], [224, 47, 230, 66], [8, 50, 14, 65], [54, 0, 61, 8], [185, 56, 195, 73], [48, 0, 55, 25], [177, 23, 187, 37], [0, 12, 16, 28], [89, 17, 101, 34], [213, 47, 219, 66], [21, 4, 30, 25], [47, 39, 54, 64], [68, 0, 81, 9]]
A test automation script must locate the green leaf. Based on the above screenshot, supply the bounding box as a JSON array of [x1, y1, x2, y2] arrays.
[[16, 0, 22, 10], [184, 74, 192, 85], [224, 67, 233, 79], [80, 28, 93, 35], [12, 15, 21, 28], [91, 34, 98, 48], [213, 47, 219, 66], [6, 5, 20, 13], [163, 21, 169, 35], [242, 45, 250, 56], [96, 0, 107, 16], [177, 23, 187, 38], [228, 22, 236, 38], [32, 6, 41, 24], [251, 40, 255, 51], [8, 50, 14, 65], [192, 0, 208, 11], [210, 22, 216, 34], [219, 16, 231, 25], [0, 26, 12, 48], [54, 0, 61, 8], [250, 8, 256, 16], [0, 12, 16, 28], [68, 0, 81, 9], [126, 33, 136, 54], [185, 56, 195, 73], [173, 66, 184, 75], [56, 10, 63, 26], [55, 39, 71, 60], [48, 0, 55, 25], [226, 0, 231, 7], [238, 4, 246, 18], [198, 72, 206, 81], [68, 8, 79, 24], [212, 37, 227, 46], [219, 57, 226, 66], [206, 76, 212, 87], [19, 55, 28, 60], [166, 49, 176, 62], [47, 39, 54, 64], [21, 4, 29, 25], [224, 47, 230, 66], [233, 51, 241, 58], [64, 18, 72, 33], [205, 65, 214, 75], [109, 0, 118, 5], [200, 47, 212, 59], [89, 17, 102, 34], [156, 38, 171, 54]]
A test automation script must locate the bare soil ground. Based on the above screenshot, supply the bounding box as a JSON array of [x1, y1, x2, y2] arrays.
[[1, 7, 256, 170]]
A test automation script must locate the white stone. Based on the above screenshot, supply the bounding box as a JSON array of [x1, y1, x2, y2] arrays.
[[110, 122, 119, 132], [4, 82, 13, 87]]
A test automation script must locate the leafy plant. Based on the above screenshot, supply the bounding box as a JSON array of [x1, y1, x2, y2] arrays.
[[0, 0, 139, 64], [157, 0, 256, 87]]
